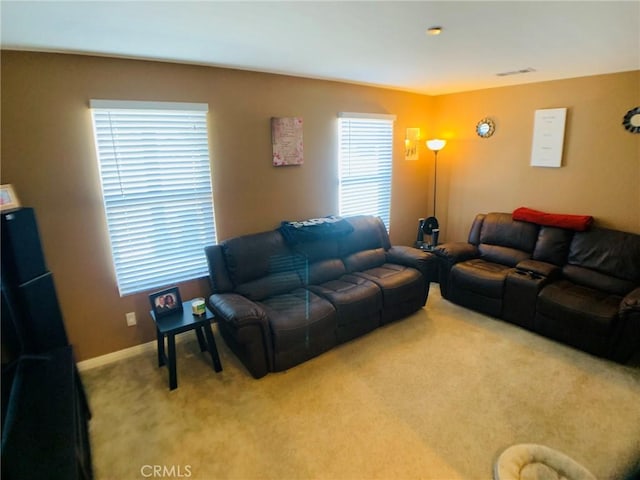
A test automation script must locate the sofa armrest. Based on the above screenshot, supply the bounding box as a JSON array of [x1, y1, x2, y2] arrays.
[[430, 242, 478, 298], [386, 245, 432, 268], [208, 293, 269, 330], [432, 242, 479, 264], [515, 259, 561, 280], [208, 293, 274, 377], [620, 287, 640, 315], [611, 287, 640, 362], [386, 245, 436, 283]]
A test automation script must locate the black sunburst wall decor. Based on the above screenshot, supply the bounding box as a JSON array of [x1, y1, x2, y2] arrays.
[[622, 107, 640, 134]]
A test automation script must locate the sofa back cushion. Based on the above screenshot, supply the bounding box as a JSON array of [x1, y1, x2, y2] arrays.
[[308, 259, 347, 285], [291, 236, 340, 263], [563, 227, 640, 295], [338, 215, 390, 257], [205, 245, 234, 293], [480, 213, 539, 250], [222, 230, 293, 285], [532, 226, 574, 265], [343, 248, 387, 273], [478, 244, 531, 267], [477, 212, 539, 266], [562, 265, 635, 296], [467, 214, 486, 245], [235, 267, 305, 301]]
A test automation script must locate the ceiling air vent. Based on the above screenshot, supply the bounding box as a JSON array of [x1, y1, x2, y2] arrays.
[[496, 67, 536, 77]]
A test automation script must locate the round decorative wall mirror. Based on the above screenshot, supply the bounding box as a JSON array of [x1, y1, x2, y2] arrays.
[[623, 107, 640, 134], [476, 118, 495, 138]]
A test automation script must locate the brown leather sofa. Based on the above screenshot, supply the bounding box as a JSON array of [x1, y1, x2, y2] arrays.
[[434, 212, 640, 362], [205, 215, 435, 378]]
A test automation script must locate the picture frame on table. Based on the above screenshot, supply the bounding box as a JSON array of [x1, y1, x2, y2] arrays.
[[0, 184, 21, 212], [149, 286, 183, 318]]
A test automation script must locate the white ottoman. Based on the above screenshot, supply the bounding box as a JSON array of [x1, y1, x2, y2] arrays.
[[494, 444, 596, 480]]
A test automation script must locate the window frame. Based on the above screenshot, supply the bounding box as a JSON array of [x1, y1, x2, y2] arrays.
[[337, 112, 396, 229], [90, 99, 217, 296]]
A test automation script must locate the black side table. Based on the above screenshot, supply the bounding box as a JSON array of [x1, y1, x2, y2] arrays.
[[150, 301, 222, 390]]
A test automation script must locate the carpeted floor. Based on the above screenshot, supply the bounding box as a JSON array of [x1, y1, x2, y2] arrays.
[[82, 285, 640, 480]]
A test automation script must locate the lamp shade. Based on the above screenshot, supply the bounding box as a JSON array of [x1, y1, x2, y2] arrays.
[[426, 139, 446, 151]]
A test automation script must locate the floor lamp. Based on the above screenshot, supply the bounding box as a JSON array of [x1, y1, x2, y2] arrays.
[[424, 139, 446, 248]]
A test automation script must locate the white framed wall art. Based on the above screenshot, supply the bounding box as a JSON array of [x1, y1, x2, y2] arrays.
[[530, 108, 567, 168]]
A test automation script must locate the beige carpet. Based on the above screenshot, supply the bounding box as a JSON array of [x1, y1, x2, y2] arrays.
[[81, 285, 640, 480]]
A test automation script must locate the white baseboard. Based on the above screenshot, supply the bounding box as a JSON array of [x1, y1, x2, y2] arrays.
[[77, 334, 193, 372], [77, 340, 156, 371]]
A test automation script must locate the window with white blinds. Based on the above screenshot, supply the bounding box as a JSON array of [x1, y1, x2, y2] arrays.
[[90, 100, 217, 296], [338, 113, 395, 229]]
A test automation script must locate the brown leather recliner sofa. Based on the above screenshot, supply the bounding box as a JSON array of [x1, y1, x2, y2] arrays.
[[205, 215, 435, 378], [434, 212, 640, 362]]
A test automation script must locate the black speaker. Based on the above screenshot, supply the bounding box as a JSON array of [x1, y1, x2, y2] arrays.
[[1, 208, 48, 286], [1, 283, 23, 363], [18, 273, 69, 353]]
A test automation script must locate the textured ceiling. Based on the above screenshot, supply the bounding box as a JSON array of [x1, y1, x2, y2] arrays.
[[2, 1, 639, 95]]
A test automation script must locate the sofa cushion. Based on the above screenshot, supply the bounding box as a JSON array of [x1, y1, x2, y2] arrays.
[[205, 245, 234, 293], [450, 259, 513, 298], [235, 271, 304, 301], [480, 212, 539, 252], [343, 248, 386, 273], [537, 280, 622, 337], [355, 264, 425, 320], [259, 289, 337, 371], [291, 237, 340, 263], [562, 265, 636, 297], [222, 231, 292, 285], [475, 213, 538, 266], [355, 263, 421, 297], [339, 215, 390, 256], [309, 274, 382, 326], [532, 226, 574, 266], [568, 228, 640, 284], [478, 244, 532, 267], [309, 274, 383, 343], [307, 259, 347, 286]]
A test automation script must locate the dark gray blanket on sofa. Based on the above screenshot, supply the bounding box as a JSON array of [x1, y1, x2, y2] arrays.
[[278, 215, 354, 244]]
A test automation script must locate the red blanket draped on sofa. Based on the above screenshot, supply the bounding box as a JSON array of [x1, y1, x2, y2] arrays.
[[512, 207, 593, 231]]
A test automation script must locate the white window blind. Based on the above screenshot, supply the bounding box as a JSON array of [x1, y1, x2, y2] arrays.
[[90, 100, 217, 296], [338, 113, 395, 229]]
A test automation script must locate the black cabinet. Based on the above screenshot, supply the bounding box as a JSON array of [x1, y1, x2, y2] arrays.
[[1, 347, 93, 480], [1, 208, 93, 480]]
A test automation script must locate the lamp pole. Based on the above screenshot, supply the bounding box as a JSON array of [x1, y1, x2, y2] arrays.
[[426, 138, 446, 220], [433, 149, 438, 218]]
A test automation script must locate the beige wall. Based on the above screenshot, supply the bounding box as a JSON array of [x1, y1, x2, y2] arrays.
[[432, 71, 640, 241], [1, 51, 433, 360], [2, 52, 638, 361]]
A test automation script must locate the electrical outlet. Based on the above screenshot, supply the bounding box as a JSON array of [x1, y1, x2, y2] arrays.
[[126, 312, 137, 327]]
